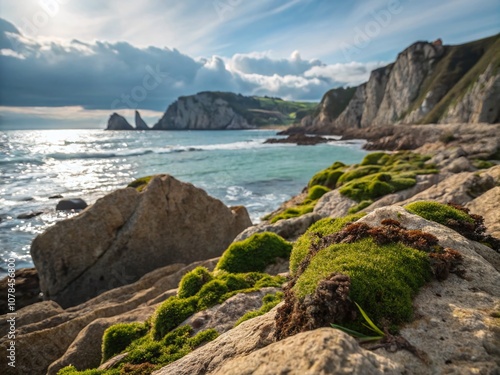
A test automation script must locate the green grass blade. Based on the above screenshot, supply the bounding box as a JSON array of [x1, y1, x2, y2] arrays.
[[355, 302, 385, 336], [330, 324, 370, 338]]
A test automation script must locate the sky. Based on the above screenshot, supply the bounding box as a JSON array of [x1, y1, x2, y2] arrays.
[[0, 0, 499, 129]]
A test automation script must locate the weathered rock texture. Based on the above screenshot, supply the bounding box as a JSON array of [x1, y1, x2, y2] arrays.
[[30, 175, 251, 307], [0, 259, 218, 375], [106, 113, 134, 130], [467, 186, 500, 238], [0, 268, 41, 314], [304, 34, 499, 134], [134, 110, 150, 130]]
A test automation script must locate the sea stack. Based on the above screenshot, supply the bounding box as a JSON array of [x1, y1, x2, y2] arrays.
[[135, 110, 150, 130], [106, 113, 134, 130]]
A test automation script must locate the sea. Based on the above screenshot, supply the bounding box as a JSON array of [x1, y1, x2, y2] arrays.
[[0, 129, 367, 277]]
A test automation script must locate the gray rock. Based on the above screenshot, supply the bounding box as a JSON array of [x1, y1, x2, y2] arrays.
[[32, 175, 251, 308], [182, 287, 281, 335], [16, 211, 43, 219], [134, 110, 150, 130], [106, 113, 134, 130], [0, 268, 41, 314], [313, 189, 357, 218], [213, 328, 402, 375], [401, 170, 496, 206], [55, 198, 88, 211], [467, 186, 500, 238], [234, 213, 320, 242], [442, 156, 473, 173]]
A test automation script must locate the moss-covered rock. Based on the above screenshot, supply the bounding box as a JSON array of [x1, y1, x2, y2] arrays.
[[405, 201, 474, 225], [152, 297, 198, 340], [308, 162, 346, 188], [307, 185, 330, 200], [216, 232, 292, 273], [101, 322, 148, 363], [289, 213, 365, 275], [177, 267, 213, 299], [294, 238, 430, 325], [275, 218, 458, 341]]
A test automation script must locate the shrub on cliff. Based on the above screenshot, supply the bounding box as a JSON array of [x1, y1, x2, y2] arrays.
[[102, 322, 149, 363], [216, 232, 292, 273]]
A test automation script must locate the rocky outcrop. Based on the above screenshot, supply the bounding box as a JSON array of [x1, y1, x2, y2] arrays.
[[264, 133, 328, 145], [467, 186, 500, 238], [0, 259, 217, 375], [134, 110, 150, 130], [0, 268, 41, 314], [153, 92, 254, 130], [304, 34, 499, 134], [106, 113, 134, 130], [31, 175, 252, 308]]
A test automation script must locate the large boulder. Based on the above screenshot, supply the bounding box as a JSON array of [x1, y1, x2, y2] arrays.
[[467, 186, 500, 238], [31, 175, 251, 307]]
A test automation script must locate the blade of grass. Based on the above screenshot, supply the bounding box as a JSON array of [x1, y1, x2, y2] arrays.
[[355, 302, 385, 336]]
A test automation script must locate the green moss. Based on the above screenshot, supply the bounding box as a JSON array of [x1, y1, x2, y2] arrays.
[[294, 238, 431, 329], [337, 165, 382, 184], [101, 322, 148, 363], [308, 162, 346, 188], [177, 267, 213, 299], [127, 176, 153, 192], [58, 366, 119, 375], [125, 325, 218, 368], [308, 185, 330, 200], [347, 200, 373, 214], [405, 201, 474, 226], [360, 152, 387, 166], [289, 213, 365, 275], [216, 232, 292, 273], [152, 296, 198, 340], [196, 279, 230, 310], [269, 203, 315, 223], [473, 159, 495, 169], [235, 292, 284, 326]]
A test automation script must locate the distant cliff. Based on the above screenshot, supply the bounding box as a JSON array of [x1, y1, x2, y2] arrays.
[[153, 92, 316, 130], [302, 34, 500, 134]]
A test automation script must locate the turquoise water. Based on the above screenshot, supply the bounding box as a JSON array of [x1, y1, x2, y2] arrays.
[[0, 129, 367, 275]]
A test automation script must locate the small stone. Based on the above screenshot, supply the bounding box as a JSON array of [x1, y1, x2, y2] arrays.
[[55, 198, 88, 211]]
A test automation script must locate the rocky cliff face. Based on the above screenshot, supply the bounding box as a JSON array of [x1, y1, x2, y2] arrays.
[[153, 92, 254, 130], [106, 113, 134, 130], [305, 34, 499, 134]]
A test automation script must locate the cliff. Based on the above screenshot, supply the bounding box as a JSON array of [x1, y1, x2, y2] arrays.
[[153, 92, 316, 130], [304, 34, 500, 134]]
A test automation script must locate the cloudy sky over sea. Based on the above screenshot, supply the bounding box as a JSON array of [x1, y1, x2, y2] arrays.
[[0, 0, 499, 129]]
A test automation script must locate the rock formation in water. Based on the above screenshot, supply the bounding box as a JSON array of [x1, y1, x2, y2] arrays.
[[134, 110, 150, 130], [105, 113, 134, 130]]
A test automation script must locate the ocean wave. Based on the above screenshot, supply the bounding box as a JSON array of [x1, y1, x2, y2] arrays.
[[0, 157, 44, 165], [46, 149, 155, 160]]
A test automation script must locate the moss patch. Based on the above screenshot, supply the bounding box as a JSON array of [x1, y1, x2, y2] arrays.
[[289, 213, 365, 275], [102, 322, 149, 363], [216, 232, 292, 273], [308, 185, 330, 200], [177, 267, 213, 299], [127, 176, 153, 191], [405, 201, 474, 225]]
